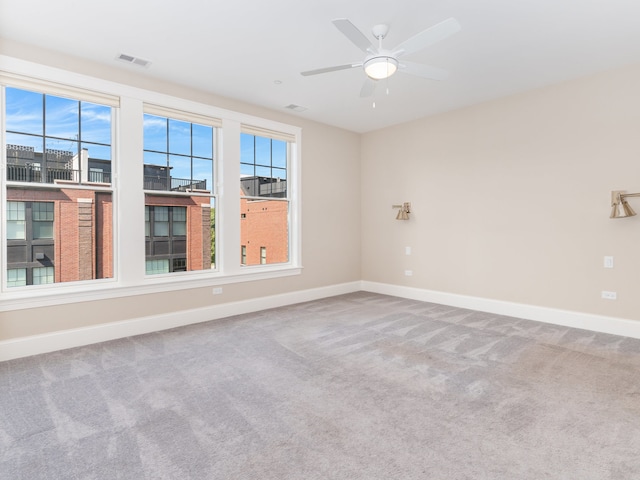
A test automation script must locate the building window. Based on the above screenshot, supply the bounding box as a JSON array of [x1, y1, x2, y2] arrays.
[[6, 201, 55, 287], [240, 132, 290, 266], [143, 108, 216, 275], [32, 202, 54, 239], [7, 268, 27, 287], [145, 205, 188, 275], [6, 201, 25, 240], [145, 259, 169, 275], [3, 85, 114, 289], [33, 266, 54, 285]]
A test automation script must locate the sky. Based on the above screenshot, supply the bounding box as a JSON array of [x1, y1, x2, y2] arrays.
[[6, 87, 288, 195]]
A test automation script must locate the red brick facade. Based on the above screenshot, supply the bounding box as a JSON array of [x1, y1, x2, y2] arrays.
[[240, 197, 289, 265], [7, 187, 113, 283]]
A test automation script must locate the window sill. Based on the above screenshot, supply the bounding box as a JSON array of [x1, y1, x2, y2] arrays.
[[0, 265, 303, 312]]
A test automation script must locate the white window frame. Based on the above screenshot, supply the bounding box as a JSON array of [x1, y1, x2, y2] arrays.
[[142, 104, 219, 278], [0, 55, 302, 311], [1, 76, 118, 293]]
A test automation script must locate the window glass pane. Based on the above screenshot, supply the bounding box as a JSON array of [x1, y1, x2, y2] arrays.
[[81, 102, 111, 145], [6, 88, 43, 135], [6, 201, 26, 240], [240, 133, 254, 160], [7, 268, 27, 287], [45, 95, 79, 140], [153, 206, 169, 236], [32, 202, 54, 221], [168, 119, 191, 155], [272, 140, 287, 168], [192, 158, 212, 192], [240, 134, 288, 198], [240, 198, 289, 266], [192, 123, 213, 158], [33, 266, 54, 285], [6, 133, 43, 157], [169, 154, 191, 189], [256, 166, 271, 178], [255, 136, 271, 166], [33, 222, 54, 239], [173, 207, 186, 236], [145, 206, 150, 237], [6, 221, 26, 240], [82, 143, 111, 162], [172, 258, 187, 272], [240, 163, 254, 177], [7, 201, 25, 220], [143, 114, 167, 152], [146, 259, 169, 275]]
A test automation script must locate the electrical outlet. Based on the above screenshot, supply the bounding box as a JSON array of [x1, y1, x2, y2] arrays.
[[601, 291, 617, 300], [604, 256, 614, 268], [404, 270, 413, 276], [212, 287, 223, 295], [405, 246, 412, 256]]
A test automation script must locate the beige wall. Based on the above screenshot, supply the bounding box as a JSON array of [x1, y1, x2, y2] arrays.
[[361, 62, 640, 321], [3, 39, 640, 344], [0, 41, 362, 340]]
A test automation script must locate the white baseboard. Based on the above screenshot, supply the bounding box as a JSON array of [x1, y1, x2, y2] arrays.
[[361, 281, 640, 340], [0, 281, 361, 362], [4, 280, 639, 362]]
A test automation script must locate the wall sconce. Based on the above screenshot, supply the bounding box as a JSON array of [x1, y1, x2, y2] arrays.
[[392, 202, 411, 220], [610, 190, 640, 218]]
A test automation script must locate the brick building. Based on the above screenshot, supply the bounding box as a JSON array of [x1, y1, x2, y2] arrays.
[[240, 176, 288, 266], [6, 145, 212, 284]]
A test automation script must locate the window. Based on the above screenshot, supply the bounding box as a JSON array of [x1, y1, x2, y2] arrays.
[[1, 67, 300, 307], [145, 205, 188, 274], [6, 201, 25, 240], [7, 269, 26, 287], [143, 109, 216, 275], [4, 85, 114, 289], [6, 201, 55, 286], [32, 202, 54, 239], [240, 132, 290, 266]]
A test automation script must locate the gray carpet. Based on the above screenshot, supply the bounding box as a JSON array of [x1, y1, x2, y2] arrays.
[[1, 292, 640, 479]]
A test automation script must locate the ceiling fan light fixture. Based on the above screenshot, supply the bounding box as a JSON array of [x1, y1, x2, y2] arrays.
[[364, 56, 398, 80]]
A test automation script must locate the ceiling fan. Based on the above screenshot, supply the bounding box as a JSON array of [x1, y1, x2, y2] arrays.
[[301, 17, 461, 97]]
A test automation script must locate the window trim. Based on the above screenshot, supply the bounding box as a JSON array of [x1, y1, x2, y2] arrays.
[[0, 54, 302, 311]]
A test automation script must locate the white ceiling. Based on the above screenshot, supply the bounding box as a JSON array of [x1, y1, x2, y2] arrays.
[[2, 0, 640, 133]]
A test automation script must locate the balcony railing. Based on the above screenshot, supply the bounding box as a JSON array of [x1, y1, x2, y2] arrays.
[[6, 164, 112, 185], [144, 175, 207, 192], [7, 164, 76, 183]]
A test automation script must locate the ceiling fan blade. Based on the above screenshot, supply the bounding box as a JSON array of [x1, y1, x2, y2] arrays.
[[360, 78, 376, 98], [393, 17, 461, 58], [332, 18, 377, 54], [399, 61, 449, 80], [301, 63, 361, 76]]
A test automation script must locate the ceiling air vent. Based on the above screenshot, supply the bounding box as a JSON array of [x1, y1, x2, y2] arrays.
[[117, 53, 151, 68], [284, 104, 307, 112]]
